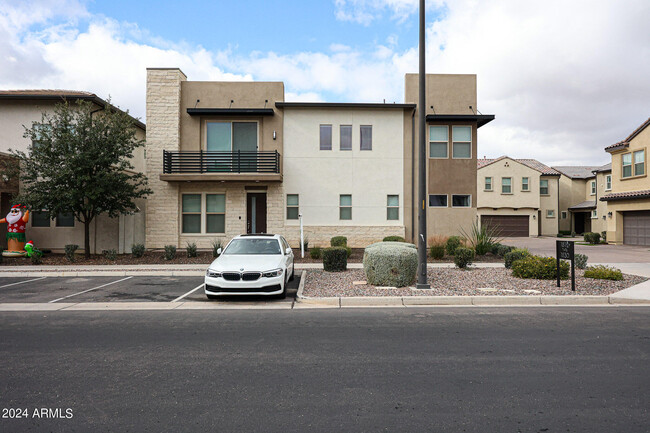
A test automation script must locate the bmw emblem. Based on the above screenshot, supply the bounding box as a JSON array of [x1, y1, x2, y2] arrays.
[[240, 268, 244, 271]]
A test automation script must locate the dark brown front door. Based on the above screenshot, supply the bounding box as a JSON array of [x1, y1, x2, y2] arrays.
[[0, 193, 13, 249], [246, 193, 267, 234]]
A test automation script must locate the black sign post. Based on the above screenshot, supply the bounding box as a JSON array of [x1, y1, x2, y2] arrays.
[[556, 240, 575, 291]]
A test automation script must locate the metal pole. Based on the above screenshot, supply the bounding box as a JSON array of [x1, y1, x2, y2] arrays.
[[416, 0, 429, 289], [299, 213, 304, 259]]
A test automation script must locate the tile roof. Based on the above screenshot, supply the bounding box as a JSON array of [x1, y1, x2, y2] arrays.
[[605, 117, 650, 151], [0, 89, 95, 97], [594, 163, 611, 173], [552, 166, 601, 179], [477, 156, 560, 175], [568, 200, 596, 210], [600, 189, 650, 202]]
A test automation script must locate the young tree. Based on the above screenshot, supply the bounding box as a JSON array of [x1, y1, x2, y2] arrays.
[[11, 100, 152, 258]]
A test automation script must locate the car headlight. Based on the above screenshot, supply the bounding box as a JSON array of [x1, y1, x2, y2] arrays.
[[262, 268, 283, 278], [206, 269, 222, 278]]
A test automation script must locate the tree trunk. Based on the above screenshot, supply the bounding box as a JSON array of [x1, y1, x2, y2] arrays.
[[84, 218, 91, 258]]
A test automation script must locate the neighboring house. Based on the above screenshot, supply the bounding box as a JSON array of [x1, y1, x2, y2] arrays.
[[601, 117, 650, 246], [476, 156, 560, 237], [145, 69, 494, 248], [0, 90, 146, 253], [554, 165, 607, 235]]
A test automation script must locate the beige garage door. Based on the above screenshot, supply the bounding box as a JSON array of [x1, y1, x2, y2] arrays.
[[623, 211, 650, 246], [481, 215, 529, 237]]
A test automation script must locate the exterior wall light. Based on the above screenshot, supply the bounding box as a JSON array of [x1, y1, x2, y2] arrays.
[[273, 130, 276, 140], [607, 212, 613, 218]]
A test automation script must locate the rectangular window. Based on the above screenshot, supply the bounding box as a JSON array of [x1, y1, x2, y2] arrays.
[[182, 194, 202, 233], [286, 194, 299, 220], [206, 121, 257, 152], [32, 211, 50, 227], [485, 177, 492, 191], [591, 180, 596, 195], [56, 212, 74, 227], [540, 179, 549, 195], [452, 126, 471, 158], [428, 194, 448, 207], [360, 125, 372, 150], [340, 194, 352, 220], [320, 125, 332, 150], [340, 125, 352, 151], [32, 124, 52, 149], [452, 194, 471, 207], [561, 211, 567, 219], [591, 210, 597, 219], [634, 150, 645, 176], [606, 175, 612, 190], [501, 177, 512, 194], [522, 177, 529, 191], [622, 153, 632, 177], [546, 210, 555, 218], [206, 194, 225, 233], [387, 195, 399, 220], [429, 126, 448, 158]]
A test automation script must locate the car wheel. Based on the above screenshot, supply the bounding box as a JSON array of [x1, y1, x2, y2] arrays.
[[206, 294, 219, 300]]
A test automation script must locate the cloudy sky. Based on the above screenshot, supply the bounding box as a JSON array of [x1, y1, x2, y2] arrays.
[[1, 0, 649, 166]]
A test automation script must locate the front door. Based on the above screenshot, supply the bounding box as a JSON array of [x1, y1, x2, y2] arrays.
[[246, 193, 267, 234]]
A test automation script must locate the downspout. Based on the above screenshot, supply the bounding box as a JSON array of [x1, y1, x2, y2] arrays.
[[557, 177, 560, 235], [411, 108, 415, 243]]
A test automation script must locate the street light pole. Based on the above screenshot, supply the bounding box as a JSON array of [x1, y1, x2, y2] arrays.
[[416, 0, 430, 289]]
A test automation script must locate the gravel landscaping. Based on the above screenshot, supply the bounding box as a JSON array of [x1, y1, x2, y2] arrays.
[[303, 268, 647, 297]]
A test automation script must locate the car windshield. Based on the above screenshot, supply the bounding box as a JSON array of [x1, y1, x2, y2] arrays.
[[223, 238, 282, 255]]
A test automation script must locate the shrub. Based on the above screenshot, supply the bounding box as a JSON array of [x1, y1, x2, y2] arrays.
[[512, 256, 569, 280], [31, 249, 43, 265], [64, 244, 78, 262], [363, 242, 417, 287], [558, 230, 571, 236], [496, 244, 514, 258], [584, 265, 623, 281], [504, 248, 531, 269], [211, 240, 223, 258], [323, 247, 347, 272], [131, 243, 145, 258], [302, 237, 309, 252], [102, 249, 117, 261], [428, 234, 449, 247], [429, 244, 445, 260], [345, 246, 352, 258], [461, 221, 501, 256], [454, 247, 475, 269], [186, 242, 197, 258], [310, 246, 322, 260], [446, 236, 463, 256], [584, 232, 601, 244], [574, 253, 588, 269], [330, 236, 347, 247], [601, 231, 607, 242], [164, 245, 176, 261], [383, 235, 406, 242]]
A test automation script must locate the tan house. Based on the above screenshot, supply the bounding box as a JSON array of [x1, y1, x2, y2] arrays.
[[476, 157, 560, 237], [554, 165, 609, 235], [601, 117, 650, 246], [0, 90, 146, 253]]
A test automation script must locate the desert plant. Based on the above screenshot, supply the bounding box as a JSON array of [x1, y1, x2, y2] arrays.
[[584, 265, 623, 281], [323, 247, 347, 272], [584, 232, 601, 244], [102, 249, 117, 261], [512, 256, 569, 280], [504, 248, 531, 269], [64, 244, 78, 262], [310, 246, 322, 260], [164, 245, 176, 261], [574, 253, 588, 269], [454, 247, 475, 269], [363, 242, 417, 287], [429, 244, 445, 260], [496, 244, 514, 257], [461, 221, 501, 256], [186, 242, 197, 258], [445, 236, 463, 256], [30, 249, 43, 265], [211, 239, 223, 258], [383, 235, 406, 242], [330, 236, 347, 247], [428, 234, 449, 247], [131, 243, 145, 258]]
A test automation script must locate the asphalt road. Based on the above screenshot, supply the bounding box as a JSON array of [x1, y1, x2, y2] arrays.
[[0, 308, 648, 432]]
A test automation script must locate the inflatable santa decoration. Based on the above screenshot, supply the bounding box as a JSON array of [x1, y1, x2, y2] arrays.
[[1, 204, 30, 256]]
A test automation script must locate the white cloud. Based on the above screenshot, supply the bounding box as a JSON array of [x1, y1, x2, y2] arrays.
[[334, 0, 420, 25]]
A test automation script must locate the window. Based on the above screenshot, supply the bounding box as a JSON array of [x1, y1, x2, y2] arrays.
[[31, 123, 52, 149], [484, 177, 492, 191], [319, 125, 332, 150], [622, 153, 632, 177], [452, 126, 471, 158], [207, 122, 257, 152], [32, 211, 50, 227], [340, 195, 352, 220], [591, 210, 597, 219], [286, 194, 299, 220], [429, 126, 448, 158], [501, 177, 512, 194], [56, 212, 74, 227], [340, 125, 352, 151], [606, 175, 612, 190], [522, 177, 529, 191], [452, 194, 471, 207], [540, 179, 549, 195], [546, 210, 555, 218], [561, 211, 567, 219], [634, 150, 645, 176], [360, 125, 372, 150], [428, 194, 447, 207], [206, 194, 225, 233], [387, 195, 399, 220], [182, 194, 226, 233], [591, 180, 596, 195], [182, 194, 201, 233]]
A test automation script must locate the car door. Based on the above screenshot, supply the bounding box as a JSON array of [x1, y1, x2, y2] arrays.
[[281, 236, 293, 276]]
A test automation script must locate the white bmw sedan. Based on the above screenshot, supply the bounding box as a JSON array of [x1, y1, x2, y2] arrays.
[[204, 234, 294, 299]]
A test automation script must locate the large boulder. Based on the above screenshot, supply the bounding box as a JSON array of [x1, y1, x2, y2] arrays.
[[363, 242, 418, 287]]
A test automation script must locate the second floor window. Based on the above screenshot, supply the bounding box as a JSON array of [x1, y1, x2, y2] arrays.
[[320, 125, 332, 150], [591, 181, 596, 195], [606, 175, 612, 190], [634, 150, 645, 176], [207, 122, 257, 152], [501, 177, 512, 194], [485, 177, 492, 191], [340, 125, 352, 151], [540, 179, 549, 195], [360, 125, 372, 150], [522, 177, 529, 191], [452, 126, 471, 158], [429, 126, 448, 158]]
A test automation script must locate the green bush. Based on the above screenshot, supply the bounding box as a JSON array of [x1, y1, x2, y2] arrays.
[[584, 265, 623, 281], [164, 245, 176, 261], [211, 239, 223, 258], [512, 256, 569, 280], [323, 247, 347, 272], [495, 244, 514, 257], [584, 232, 601, 244], [504, 248, 531, 269], [461, 221, 501, 256], [345, 246, 352, 258], [429, 244, 445, 260], [131, 243, 145, 258], [383, 235, 406, 242], [64, 244, 78, 262], [454, 247, 475, 269], [445, 236, 463, 256], [363, 242, 417, 287], [186, 242, 198, 258], [330, 236, 348, 247], [102, 249, 117, 261], [574, 253, 588, 269], [31, 249, 43, 265], [310, 246, 322, 260]]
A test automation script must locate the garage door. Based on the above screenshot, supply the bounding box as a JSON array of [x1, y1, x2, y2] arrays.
[[481, 215, 529, 237], [623, 211, 650, 246]]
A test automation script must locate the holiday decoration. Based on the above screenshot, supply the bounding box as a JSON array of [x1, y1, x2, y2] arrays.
[[1, 204, 30, 257]]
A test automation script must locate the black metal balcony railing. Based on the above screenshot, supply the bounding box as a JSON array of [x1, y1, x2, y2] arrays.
[[163, 150, 280, 174]]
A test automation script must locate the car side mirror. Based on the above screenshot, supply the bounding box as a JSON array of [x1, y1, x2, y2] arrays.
[[285, 247, 292, 255], [217, 248, 222, 255]]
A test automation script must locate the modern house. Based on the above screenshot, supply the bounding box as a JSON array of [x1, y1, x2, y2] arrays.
[[601, 117, 650, 246], [476, 157, 560, 237], [0, 90, 146, 253], [145, 69, 494, 248], [554, 165, 609, 235]]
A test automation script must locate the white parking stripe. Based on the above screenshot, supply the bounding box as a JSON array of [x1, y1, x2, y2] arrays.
[[0, 276, 47, 289], [171, 283, 205, 303], [48, 276, 133, 303]]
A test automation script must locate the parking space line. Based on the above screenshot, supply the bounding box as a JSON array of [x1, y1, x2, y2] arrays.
[[171, 283, 205, 303], [0, 276, 47, 288], [48, 276, 133, 303]]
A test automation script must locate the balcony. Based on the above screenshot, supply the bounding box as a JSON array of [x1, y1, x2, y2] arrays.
[[160, 150, 282, 182]]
